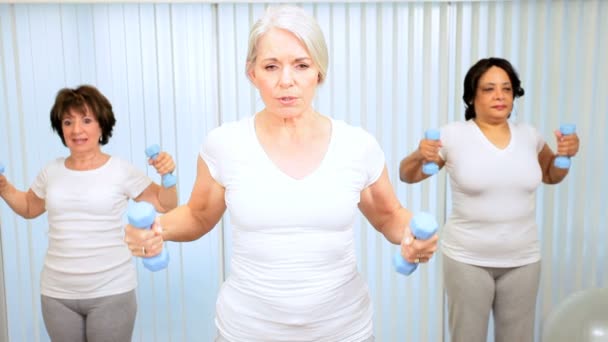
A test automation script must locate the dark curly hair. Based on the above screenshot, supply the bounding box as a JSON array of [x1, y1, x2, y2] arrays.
[[462, 57, 525, 121], [50, 85, 116, 146]]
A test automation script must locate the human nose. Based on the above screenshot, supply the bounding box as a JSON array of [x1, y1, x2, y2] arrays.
[[72, 119, 83, 133], [494, 88, 506, 100], [279, 67, 294, 87]]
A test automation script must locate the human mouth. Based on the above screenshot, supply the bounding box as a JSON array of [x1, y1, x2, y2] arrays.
[[278, 96, 297, 105]]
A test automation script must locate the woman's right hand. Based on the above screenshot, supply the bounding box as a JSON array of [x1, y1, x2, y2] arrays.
[[418, 137, 442, 164], [124, 218, 165, 258]]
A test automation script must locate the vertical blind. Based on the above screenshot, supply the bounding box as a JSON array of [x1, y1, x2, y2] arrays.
[[0, 1, 606, 341]]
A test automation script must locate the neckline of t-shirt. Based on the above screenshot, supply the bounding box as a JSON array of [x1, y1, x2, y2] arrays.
[[61, 155, 113, 173], [469, 120, 513, 153], [249, 114, 336, 182]]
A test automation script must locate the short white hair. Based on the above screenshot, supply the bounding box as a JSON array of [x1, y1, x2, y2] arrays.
[[246, 5, 329, 84]]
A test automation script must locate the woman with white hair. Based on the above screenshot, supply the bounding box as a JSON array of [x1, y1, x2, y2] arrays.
[[125, 5, 438, 341]]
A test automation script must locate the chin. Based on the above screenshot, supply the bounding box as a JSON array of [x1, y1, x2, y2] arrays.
[[273, 107, 306, 118]]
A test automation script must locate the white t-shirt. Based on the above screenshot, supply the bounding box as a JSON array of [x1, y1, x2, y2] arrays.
[[31, 157, 151, 299], [439, 120, 545, 267], [201, 116, 385, 342]]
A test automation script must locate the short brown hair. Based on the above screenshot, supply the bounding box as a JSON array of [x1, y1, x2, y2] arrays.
[[50, 85, 116, 146]]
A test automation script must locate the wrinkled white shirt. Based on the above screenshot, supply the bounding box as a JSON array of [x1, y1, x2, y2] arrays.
[[201, 116, 384, 342]]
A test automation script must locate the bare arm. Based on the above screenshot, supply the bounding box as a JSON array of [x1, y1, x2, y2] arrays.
[[125, 157, 226, 256], [135, 183, 177, 213], [399, 138, 444, 184], [358, 166, 438, 262], [161, 156, 226, 242], [0, 175, 46, 219], [134, 151, 178, 212], [538, 131, 580, 184]]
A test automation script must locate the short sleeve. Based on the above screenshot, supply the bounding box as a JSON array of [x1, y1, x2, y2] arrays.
[[30, 163, 50, 199], [438, 125, 449, 161], [361, 129, 386, 188], [532, 125, 546, 153], [121, 160, 152, 199], [200, 125, 227, 186]]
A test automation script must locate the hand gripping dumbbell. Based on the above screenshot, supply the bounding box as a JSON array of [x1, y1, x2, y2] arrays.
[[554, 124, 576, 169], [394, 212, 439, 276], [145, 144, 176, 188], [127, 201, 169, 272], [422, 129, 440, 175]]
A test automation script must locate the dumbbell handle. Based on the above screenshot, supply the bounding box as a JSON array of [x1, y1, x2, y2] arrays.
[[554, 124, 576, 169], [422, 129, 440, 175], [127, 201, 170, 272], [394, 212, 438, 276], [145, 144, 177, 188]]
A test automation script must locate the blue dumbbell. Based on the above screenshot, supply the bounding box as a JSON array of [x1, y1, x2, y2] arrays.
[[394, 212, 439, 276], [127, 201, 169, 272], [145, 144, 177, 188], [554, 124, 576, 169], [422, 129, 440, 175]]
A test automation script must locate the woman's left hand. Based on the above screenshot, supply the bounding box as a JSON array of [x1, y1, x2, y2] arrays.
[[149, 151, 175, 176], [554, 130, 580, 157]]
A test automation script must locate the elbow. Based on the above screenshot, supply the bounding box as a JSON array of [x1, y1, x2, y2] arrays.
[[400, 174, 413, 184], [399, 171, 408, 183], [399, 171, 417, 184], [398, 161, 420, 184], [542, 176, 562, 185], [157, 201, 178, 214], [22, 211, 42, 220], [398, 167, 412, 183]]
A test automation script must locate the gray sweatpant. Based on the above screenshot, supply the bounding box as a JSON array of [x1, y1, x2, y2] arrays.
[[41, 289, 137, 342], [443, 254, 540, 342]]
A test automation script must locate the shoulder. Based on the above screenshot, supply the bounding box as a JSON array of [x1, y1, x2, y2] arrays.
[[442, 120, 471, 132], [510, 121, 538, 134], [201, 116, 253, 158], [107, 156, 133, 170], [510, 121, 543, 141], [41, 157, 66, 172], [440, 120, 473, 141], [510, 121, 545, 149], [332, 119, 377, 145], [206, 117, 253, 143], [209, 117, 251, 139]]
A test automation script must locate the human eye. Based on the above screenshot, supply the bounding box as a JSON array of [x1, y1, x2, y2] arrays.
[[83, 117, 94, 124], [264, 64, 278, 71], [296, 63, 310, 70], [62, 119, 72, 126]]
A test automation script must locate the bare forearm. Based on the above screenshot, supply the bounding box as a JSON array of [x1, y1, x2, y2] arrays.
[[379, 207, 414, 245], [399, 151, 428, 184], [159, 204, 218, 242], [1, 186, 38, 218], [157, 185, 178, 212], [544, 156, 569, 184]]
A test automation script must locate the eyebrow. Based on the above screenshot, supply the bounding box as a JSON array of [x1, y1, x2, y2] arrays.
[[260, 57, 312, 63], [480, 81, 512, 86], [62, 110, 90, 119]]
